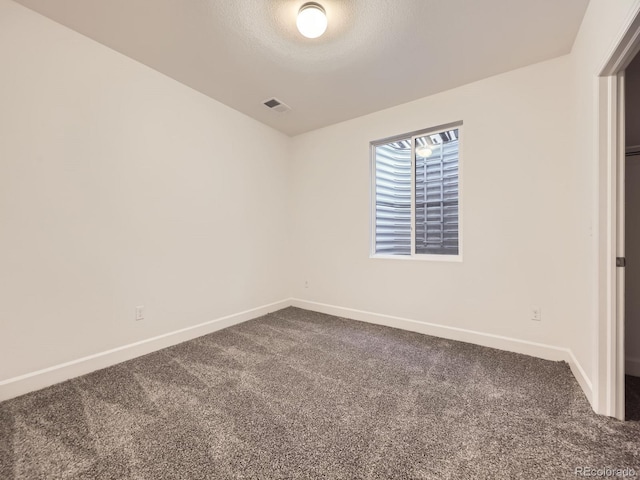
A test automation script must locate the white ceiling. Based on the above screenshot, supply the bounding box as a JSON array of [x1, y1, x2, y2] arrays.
[[14, 0, 589, 136]]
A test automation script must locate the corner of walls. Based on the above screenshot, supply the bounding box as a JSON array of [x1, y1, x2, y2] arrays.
[[567, 350, 594, 408]]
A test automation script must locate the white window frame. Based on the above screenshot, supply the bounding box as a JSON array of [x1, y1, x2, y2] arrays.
[[369, 121, 463, 262]]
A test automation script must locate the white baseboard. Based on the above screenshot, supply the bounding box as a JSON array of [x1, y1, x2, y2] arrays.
[[291, 298, 594, 406], [626, 357, 640, 377], [0, 297, 594, 410], [567, 350, 594, 407], [0, 299, 290, 402]]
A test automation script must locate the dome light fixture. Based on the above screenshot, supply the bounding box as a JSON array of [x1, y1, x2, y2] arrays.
[[297, 2, 327, 39]]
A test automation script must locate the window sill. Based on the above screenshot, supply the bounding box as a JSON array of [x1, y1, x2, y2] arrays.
[[369, 254, 462, 263]]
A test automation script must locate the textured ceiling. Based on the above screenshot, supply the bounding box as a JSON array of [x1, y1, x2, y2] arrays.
[[13, 0, 589, 136]]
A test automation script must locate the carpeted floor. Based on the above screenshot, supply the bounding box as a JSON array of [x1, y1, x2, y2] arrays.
[[1, 307, 639, 479]]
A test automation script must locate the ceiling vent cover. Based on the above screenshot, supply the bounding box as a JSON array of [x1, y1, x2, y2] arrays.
[[262, 98, 291, 113]]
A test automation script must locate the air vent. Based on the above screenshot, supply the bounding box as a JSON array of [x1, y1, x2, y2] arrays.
[[262, 97, 291, 113]]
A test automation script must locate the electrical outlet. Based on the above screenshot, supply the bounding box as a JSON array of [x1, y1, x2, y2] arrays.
[[531, 307, 541, 321], [304, 280, 309, 289], [135, 305, 145, 321]]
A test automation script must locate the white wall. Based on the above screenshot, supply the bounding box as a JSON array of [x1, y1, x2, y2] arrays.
[[290, 56, 578, 351], [569, 0, 639, 411], [3, 0, 639, 411], [0, 0, 290, 383]]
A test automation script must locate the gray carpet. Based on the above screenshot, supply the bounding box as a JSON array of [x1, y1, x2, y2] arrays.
[[1, 307, 639, 479]]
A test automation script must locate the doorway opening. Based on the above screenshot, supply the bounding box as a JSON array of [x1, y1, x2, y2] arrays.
[[624, 54, 640, 421], [597, 7, 640, 421]]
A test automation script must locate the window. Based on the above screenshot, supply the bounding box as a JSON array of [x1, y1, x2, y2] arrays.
[[371, 123, 461, 259]]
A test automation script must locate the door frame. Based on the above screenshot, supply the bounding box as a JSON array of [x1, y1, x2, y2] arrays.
[[597, 6, 640, 420]]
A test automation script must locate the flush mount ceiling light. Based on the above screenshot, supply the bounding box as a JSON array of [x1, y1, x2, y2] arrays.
[[297, 2, 327, 39]]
